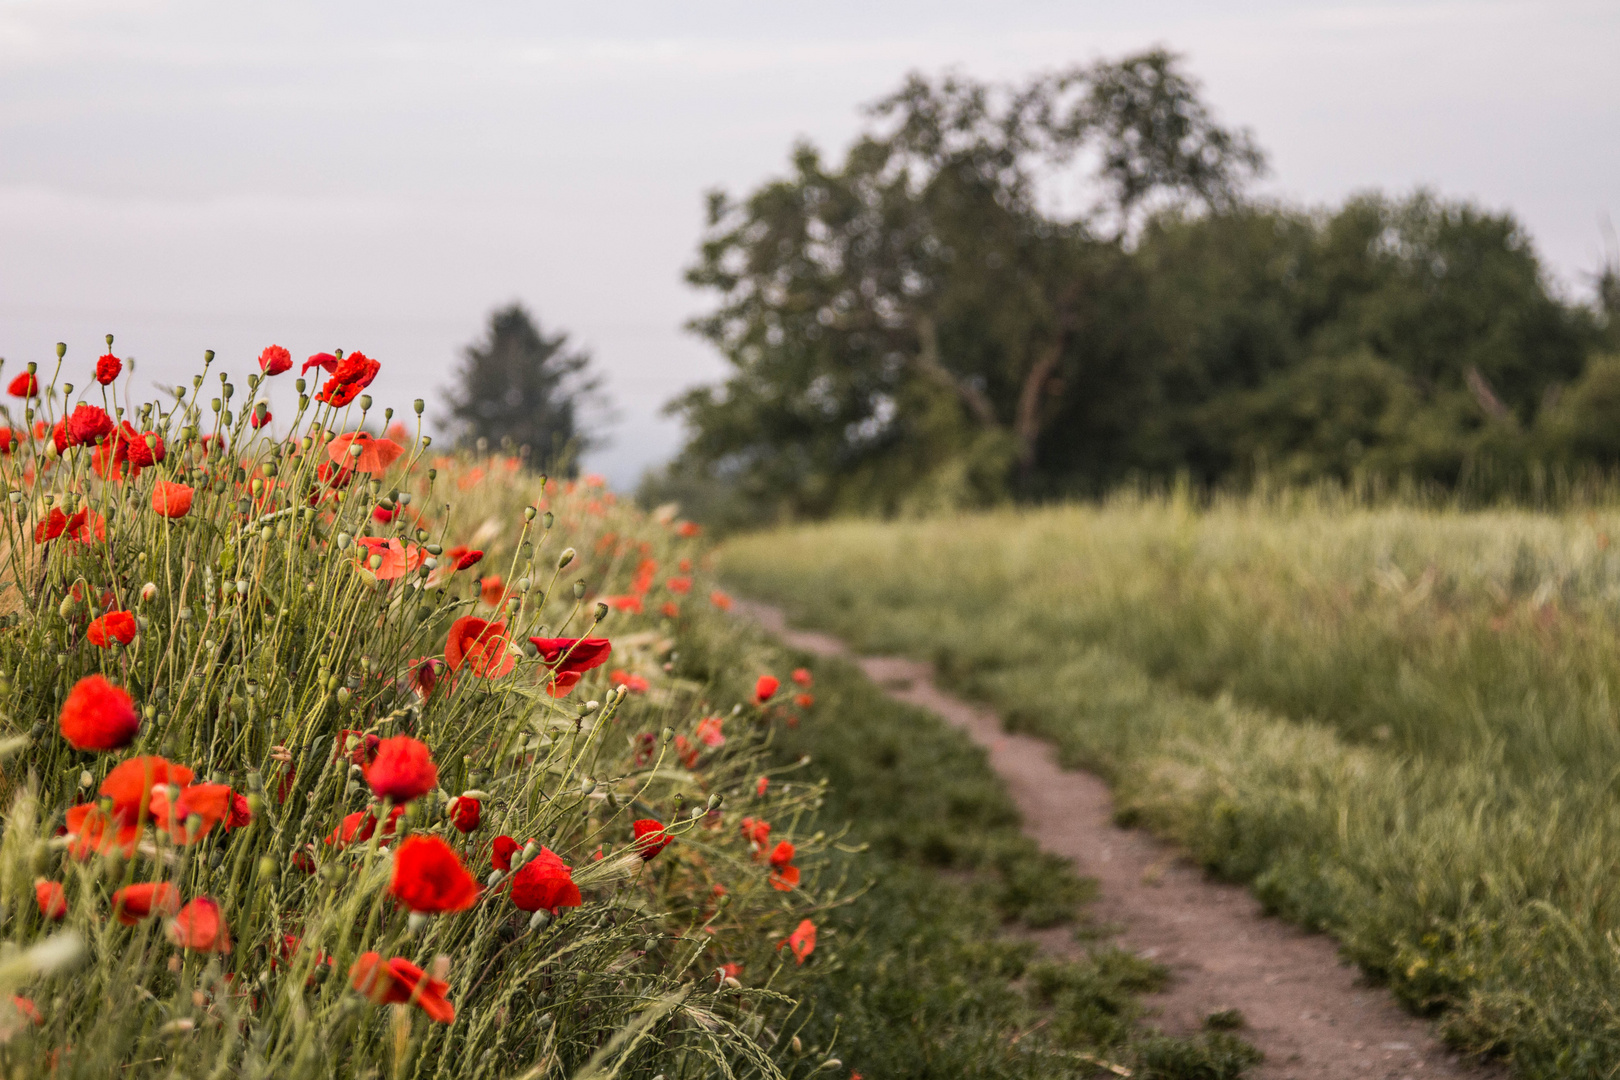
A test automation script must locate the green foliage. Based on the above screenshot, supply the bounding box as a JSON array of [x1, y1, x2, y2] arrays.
[[663, 58, 1606, 523], [444, 304, 603, 471], [722, 498, 1620, 1076], [0, 347, 833, 1078]]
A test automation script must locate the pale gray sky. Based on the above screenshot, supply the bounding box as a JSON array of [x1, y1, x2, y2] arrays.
[[2, 1, 1616, 486]]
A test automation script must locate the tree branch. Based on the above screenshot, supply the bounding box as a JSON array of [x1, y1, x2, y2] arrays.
[[912, 314, 1000, 428]]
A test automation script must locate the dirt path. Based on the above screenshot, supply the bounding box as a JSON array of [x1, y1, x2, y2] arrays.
[[736, 599, 1502, 1080]]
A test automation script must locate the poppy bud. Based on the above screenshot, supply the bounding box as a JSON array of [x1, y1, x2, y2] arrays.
[[528, 910, 550, 932], [140, 582, 157, 603], [661, 727, 673, 743], [544, 511, 554, 529], [557, 548, 575, 570], [573, 581, 585, 599], [336, 533, 351, 549]]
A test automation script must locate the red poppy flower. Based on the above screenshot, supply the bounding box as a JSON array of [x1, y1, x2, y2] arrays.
[[666, 576, 692, 595], [65, 507, 105, 544], [35, 881, 66, 920], [7, 372, 37, 398], [151, 480, 194, 519], [350, 952, 455, 1023], [336, 729, 381, 767], [478, 575, 507, 608], [64, 804, 138, 860], [112, 423, 164, 472], [631, 819, 672, 861], [753, 675, 779, 704], [99, 755, 194, 823], [710, 590, 733, 612], [448, 795, 481, 834], [739, 817, 771, 853], [86, 610, 137, 647], [94, 353, 121, 385], [33, 508, 67, 544], [778, 919, 816, 964], [390, 835, 479, 914], [147, 782, 234, 844], [768, 841, 800, 891], [756, 776, 770, 797], [354, 537, 424, 581], [251, 408, 273, 429], [167, 897, 231, 953], [510, 847, 582, 913], [604, 595, 642, 614], [445, 617, 515, 678], [490, 835, 522, 872], [112, 882, 181, 925], [315, 351, 380, 408], [363, 736, 437, 803], [445, 546, 483, 571], [259, 345, 293, 375], [677, 521, 702, 538], [694, 716, 725, 747], [327, 431, 404, 475], [326, 806, 405, 848], [302, 352, 338, 377], [610, 670, 649, 693], [791, 668, 813, 688], [529, 637, 612, 697], [59, 674, 140, 751], [660, 601, 679, 618], [65, 403, 114, 447], [402, 657, 446, 701], [225, 791, 253, 830], [0, 428, 17, 454]]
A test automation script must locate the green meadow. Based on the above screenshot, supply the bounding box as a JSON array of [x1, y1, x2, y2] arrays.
[[722, 492, 1620, 1077]]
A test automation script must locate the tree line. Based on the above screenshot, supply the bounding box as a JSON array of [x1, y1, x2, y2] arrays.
[[644, 50, 1620, 526]]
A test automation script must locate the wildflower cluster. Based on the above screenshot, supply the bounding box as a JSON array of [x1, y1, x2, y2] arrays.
[[0, 341, 836, 1078]]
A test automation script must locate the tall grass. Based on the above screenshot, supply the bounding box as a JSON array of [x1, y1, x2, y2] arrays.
[[0, 342, 839, 1078], [722, 491, 1620, 1077]]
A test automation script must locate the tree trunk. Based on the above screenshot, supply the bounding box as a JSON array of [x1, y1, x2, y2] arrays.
[[1014, 336, 1064, 474]]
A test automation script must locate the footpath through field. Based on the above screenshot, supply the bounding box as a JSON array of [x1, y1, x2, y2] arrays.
[[736, 599, 1502, 1080]]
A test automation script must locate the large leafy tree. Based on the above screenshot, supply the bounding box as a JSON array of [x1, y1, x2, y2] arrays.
[[445, 304, 604, 472], [670, 51, 1264, 518]]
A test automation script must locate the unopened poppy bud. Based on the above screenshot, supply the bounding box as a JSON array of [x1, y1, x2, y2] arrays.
[[817, 1060, 842, 1072], [56, 596, 75, 619], [707, 793, 722, 810], [583, 700, 599, 712], [336, 687, 351, 706], [573, 580, 585, 599], [580, 778, 596, 796], [423, 557, 438, 571], [543, 511, 554, 529], [486, 870, 502, 887], [557, 548, 575, 570], [791, 1037, 802, 1055], [336, 533, 351, 549], [407, 912, 428, 933], [78, 770, 93, 790], [528, 909, 551, 932], [661, 726, 673, 743], [413, 398, 424, 415], [348, 443, 363, 459], [140, 582, 157, 603]]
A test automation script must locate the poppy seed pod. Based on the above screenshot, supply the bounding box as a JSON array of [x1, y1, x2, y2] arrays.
[[594, 602, 609, 622], [524, 506, 537, 522], [413, 398, 424, 415], [573, 581, 585, 599]]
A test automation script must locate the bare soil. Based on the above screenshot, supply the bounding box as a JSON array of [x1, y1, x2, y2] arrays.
[[736, 599, 1503, 1080]]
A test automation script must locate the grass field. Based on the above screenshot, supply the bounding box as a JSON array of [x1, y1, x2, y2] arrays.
[[721, 491, 1620, 1078], [685, 618, 1262, 1078]]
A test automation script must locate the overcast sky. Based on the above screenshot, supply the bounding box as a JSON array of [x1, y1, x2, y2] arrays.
[[2, 1, 1616, 486]]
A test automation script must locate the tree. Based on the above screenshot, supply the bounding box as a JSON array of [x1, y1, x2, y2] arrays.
[[668, 51, 1264, 520], [445, 304, 604, 472]]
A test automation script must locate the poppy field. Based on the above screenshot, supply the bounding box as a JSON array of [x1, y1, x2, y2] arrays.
[[0, 340, 857, 1078], [723, 493, 1620, 1078]]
